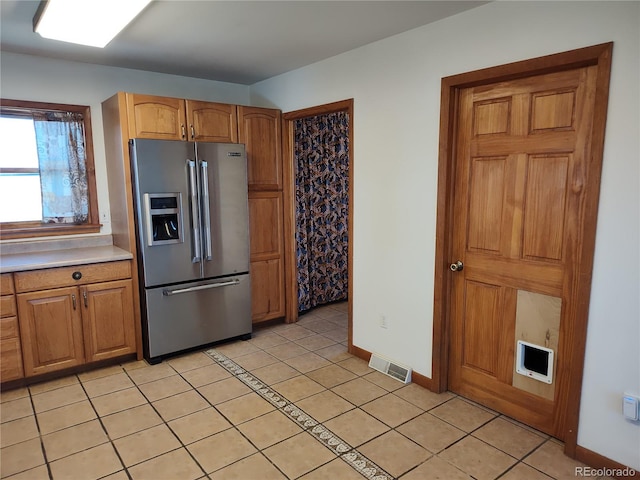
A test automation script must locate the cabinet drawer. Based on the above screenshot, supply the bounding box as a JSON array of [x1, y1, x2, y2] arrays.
[[1, 273, 14, 295], [1, 337, 24, 381], [14, 261, 132, 293], [1, 295, 16, 318], [1, 316, 19, 339]]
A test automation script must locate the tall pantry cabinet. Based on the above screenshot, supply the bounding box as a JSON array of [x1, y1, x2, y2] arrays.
[[239, 107, 285, 322], [102, 93, 285, 326]]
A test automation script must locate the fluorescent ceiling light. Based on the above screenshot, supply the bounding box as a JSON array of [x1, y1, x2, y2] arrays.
[[33, 0, 152, 48]]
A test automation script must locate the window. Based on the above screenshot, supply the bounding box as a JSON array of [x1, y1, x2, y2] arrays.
[[0, 100, 99, 239]]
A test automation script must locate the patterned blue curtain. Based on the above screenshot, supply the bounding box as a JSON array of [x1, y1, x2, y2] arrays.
[[33, 112, 89, 224], [294, 112, 349, 312]]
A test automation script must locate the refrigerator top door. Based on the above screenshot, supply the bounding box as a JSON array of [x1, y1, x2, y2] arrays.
[[197, 142, 250, 279], [131, 139, 201, 287]]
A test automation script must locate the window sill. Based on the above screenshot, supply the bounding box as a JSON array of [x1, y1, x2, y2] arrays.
[[0, 223, 102, 240]]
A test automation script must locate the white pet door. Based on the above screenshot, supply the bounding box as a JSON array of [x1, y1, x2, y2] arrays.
[[515, 340, 554, 384]]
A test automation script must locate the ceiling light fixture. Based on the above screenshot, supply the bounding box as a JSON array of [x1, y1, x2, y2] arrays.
[[33, 0, 152, 48]]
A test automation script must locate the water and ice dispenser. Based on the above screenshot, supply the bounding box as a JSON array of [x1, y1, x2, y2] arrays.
[[143, 193, 183, 246]]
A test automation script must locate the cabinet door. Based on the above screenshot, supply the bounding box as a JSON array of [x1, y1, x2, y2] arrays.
[[82, 280, 136, 363], [238, 106, 282, 190], [248, 190, 284, 323], [126, 93, 187, 140], [1, 317, 23, 382], [186, 100, 238, 143], [248, 191, 283, 260], [250, 259, 284, 322], [17, 288, 85, 376]]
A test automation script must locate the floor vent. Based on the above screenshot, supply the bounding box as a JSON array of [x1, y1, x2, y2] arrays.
[[368, 353, 412, 384]]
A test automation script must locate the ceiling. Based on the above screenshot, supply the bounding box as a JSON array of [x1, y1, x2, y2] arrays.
[[0, 1, 485, 85]]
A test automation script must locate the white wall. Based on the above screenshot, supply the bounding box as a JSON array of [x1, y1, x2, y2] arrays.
[[250, 1, 640, 469], [0, 52, 250, 239]]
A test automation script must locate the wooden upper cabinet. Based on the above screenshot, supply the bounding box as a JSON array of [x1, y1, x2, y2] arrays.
[[238, 106, 282, 190], [125, 94, 240, 143], [126, 93, 187, 140], [186, 100, 238, 143]]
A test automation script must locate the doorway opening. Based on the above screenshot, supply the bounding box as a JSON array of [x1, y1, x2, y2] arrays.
[[283, 100, 354, 350]]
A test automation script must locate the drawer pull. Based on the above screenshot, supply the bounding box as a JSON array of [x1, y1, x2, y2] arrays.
[[83, 290, 88, 308], [72, 271, 82, 281], [72, 294, 77, 310]]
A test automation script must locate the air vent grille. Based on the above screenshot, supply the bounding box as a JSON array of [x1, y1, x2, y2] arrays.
[[368, 353, 412, 384]]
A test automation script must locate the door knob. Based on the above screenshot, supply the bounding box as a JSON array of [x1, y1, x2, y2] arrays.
[[450, 261, 464, 272]]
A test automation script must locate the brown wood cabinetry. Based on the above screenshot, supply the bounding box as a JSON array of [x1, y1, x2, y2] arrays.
[[239, 106, 282, 190], [104, 92, 287, 325], [1, 273, 24, 381], [126, 93, 238, 143], [240, 106, 285, 322], [248, 192, 285, 321], [186, 100, 238, 143], [15, 261, 136, 377], [17, 287, 85, 376]]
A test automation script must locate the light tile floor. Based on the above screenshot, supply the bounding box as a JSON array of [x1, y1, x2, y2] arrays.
[[0, 302, 607, 480]]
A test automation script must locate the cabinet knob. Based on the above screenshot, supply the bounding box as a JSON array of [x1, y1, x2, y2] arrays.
[[72, 271, 82, 280]]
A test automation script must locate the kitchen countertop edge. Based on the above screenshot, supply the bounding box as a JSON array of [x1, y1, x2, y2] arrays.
[[0, 246, 133, 274]]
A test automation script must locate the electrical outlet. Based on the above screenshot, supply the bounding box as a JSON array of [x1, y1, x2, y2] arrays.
[[379, 315, 388, 329]]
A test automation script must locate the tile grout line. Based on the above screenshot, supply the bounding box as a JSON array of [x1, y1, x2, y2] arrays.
[[27, 383, 54, 480], [118, 363, 210, 479], [76, 374, 132, 480], [206, 348, 395, 480]]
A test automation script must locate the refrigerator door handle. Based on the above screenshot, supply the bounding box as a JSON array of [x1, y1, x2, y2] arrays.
[[200, 160, 213, 260], [188, 160, 201, 263], [162, 279, 240, 296]]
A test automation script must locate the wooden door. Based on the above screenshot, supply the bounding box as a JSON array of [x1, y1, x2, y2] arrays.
[[251, 259, 284, 322], [126, 93, 187, 140], [17, 287, 85, 376], [238, 106, 282, 190], [186, 100, 238, 143], [248, 191, 285, 322], [82, 280, 136, 363], [448, 65, 601, 439]]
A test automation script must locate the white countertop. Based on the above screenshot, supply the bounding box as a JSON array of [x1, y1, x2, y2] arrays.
[[0, 245, 133, 273]]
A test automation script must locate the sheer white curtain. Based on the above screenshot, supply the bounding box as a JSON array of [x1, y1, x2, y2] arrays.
[[33, 112, 89, 224]]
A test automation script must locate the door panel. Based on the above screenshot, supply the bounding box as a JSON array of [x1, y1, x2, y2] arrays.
[[126, 94, 186, 141], [462, 281, 501, 375], [186, 100, 238, 143], [448, 66, 598, 438], [238, 106, 282, 190], [144, 274, 251, 359], [130, 139, 200, 286], [83, 280, 136, 362], [17, 288, 84, 376], [198, 143, 250, 279], [522, 155, 569, 261], [467, 157, 506, 253]]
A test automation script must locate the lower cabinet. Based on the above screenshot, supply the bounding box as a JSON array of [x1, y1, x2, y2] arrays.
[[250, 259, 284, 322], [1, 273, 23, 381], [18, 287, 85, 376], [14, 261, 136, 378], [83, 280, 135, 363], [248, 191, 285, 323]]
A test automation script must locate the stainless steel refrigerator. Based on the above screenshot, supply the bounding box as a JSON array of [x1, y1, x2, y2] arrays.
[[130, 139, 251, 363]]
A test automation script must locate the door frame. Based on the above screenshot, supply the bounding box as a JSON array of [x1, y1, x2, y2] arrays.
[[431, 43, 612, 456], [282, 99, 355, 350]]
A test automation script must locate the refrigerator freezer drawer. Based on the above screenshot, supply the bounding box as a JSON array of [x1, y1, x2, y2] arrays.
[[143, 274, 251, 360]]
